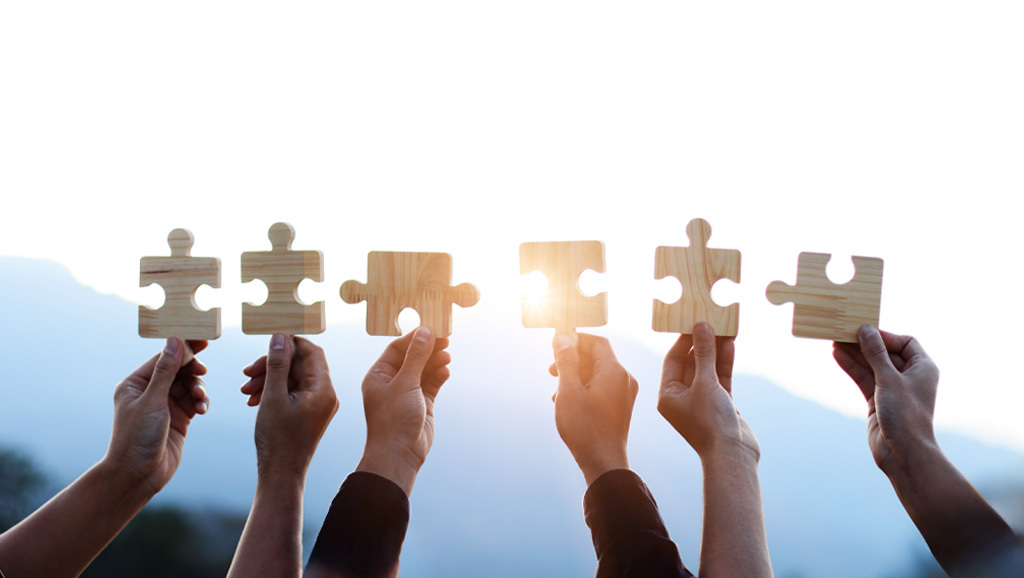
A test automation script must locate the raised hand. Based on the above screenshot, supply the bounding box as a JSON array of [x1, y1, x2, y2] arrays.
[[104, 337, 211, 494], [356, 326, 452, 497], [833, 325, 938, 475], [551, 333, 638, 486], [658, 322, 757, 462]]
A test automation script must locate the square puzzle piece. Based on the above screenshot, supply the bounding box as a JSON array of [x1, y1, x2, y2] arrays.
[[653, 218, 741, 336], [241, 222, 325, 335], [341, 251, 479, 337], [139, 228, 221, 365], [520, 241, 606, 343], [766, 252, 883, 343]]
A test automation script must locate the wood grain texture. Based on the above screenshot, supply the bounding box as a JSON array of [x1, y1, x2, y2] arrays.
[[340, 251, 479, 337], [139, 228, 221, 365], [653, 218, 741, 336], [241, 222, 325, 335], [766, 252, 883, 343], [519, 241, 607, 342]]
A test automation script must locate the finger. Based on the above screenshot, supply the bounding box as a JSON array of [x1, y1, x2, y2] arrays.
[[717, 337, 735, 394], [423, 365, 451, 401], [294, 337, 331, 390], [264, 333, 293, 403], [552, 334, 581, 396], [393, 327, 436, 387], [425, 350, 452, 375], [857, 325, 900, 385], [247, 391, 263, 407], [548, 362, 558, 377], [433, 337, 450, 353], [662, 333, 695, 390], [378, 332, 416, 373], [241, 375, 266, 396], [691, 322, 719, 388], [186, 340, 210, 355], [142, 338, 186, 403], [833, 343, 877, 401], [243, 356, 268, 378]]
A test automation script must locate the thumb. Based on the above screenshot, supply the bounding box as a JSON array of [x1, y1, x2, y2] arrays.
[[264, 333, 293, 403], [143, 338, 184, 403], [553, 334, 581, 393], [857, 325, 899, 385], [394, 327, 435, 386], [692, 322, 718, 388]]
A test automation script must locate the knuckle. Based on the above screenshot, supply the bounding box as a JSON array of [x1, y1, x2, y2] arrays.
[[267, 355, 290, 373]]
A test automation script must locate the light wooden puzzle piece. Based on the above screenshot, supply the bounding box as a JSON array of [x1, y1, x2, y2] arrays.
[[519, 241, 607, 342], [653, 218, 741, 336], [766, 252, 883, 343], [139, 228, 221, 364], [340, 252, 479, 337], [241, 222, 325, 335]]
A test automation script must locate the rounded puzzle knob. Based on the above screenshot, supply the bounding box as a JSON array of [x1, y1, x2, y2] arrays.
[[167, 228, 195, 256]]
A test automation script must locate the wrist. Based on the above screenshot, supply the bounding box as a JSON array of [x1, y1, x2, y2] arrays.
[[577, 449, 630, 487], [699, 441, 760, 471], [93, 458, 159, 505], [356, 443, 423, 497], [883, 436, 944, 483]]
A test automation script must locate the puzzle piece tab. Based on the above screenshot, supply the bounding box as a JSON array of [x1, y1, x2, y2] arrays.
[[139, 228, 221, 364], [766, 252, 883, 343], [241, 222, 325, 335], [341, 252, 479, 337], [520, 241, 607, 342], [654, 218, 741, 336]]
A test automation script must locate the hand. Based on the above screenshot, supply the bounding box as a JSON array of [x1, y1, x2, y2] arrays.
[[356, 326, 452, 496], [551, 333, 638, 486], [103, 337, 211, 496], [833, 325, 940, 476], [240, 334, 338, 479], [658, 322, 759, 463]]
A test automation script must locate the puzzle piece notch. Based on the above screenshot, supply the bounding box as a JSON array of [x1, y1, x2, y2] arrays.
[[139, 228, 222, 365], [241, 222, 325, 335], [653, 218, 741, 336], [766, 252, 884, 343], [519, 241, 607, 343], [341, 251, 479, 337]]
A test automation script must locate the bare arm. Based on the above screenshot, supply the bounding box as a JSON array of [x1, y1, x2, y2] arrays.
[[228, 335, 338, 578], [0, 338, 210, 577], [658, 323, 772, 578], [834, 326, 1017, 574]]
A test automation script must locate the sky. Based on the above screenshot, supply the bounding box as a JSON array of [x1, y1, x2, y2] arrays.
[[2, 2, 1023, 451]]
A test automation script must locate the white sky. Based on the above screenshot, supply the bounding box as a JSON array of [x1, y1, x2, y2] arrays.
[[2, 2, 1023, 450]]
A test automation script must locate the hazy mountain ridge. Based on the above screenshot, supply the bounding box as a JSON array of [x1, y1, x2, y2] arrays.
[[1, 256, 1022, 578]]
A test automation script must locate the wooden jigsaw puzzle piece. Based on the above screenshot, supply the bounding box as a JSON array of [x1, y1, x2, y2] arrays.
[[340, 251, 479, 337], [139, 228, 221, 365], [766, 252, 883, 343], [653, 218, 741, 336], [241, 222, 325, 335], [519, 241, 607, 342]]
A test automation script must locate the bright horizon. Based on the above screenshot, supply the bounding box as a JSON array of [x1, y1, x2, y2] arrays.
[[2, 2, 1022, 453]]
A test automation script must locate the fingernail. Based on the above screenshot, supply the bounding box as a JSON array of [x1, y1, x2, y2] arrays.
[[414, 326, 432, 343], [198, 400, 209, 413], [694, 322, 711, 337], [859, 325, 875, 339], [554, 335, 573, 352], [271, 334, 286, 350], [164, 338, 179, 355]]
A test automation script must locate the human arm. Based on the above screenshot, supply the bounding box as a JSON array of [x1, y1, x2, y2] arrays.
[[0, 337, 210, 578], [658, 322, 772, 578], [227, 334, 338, 578], [304, 326, 451, 578], [551, 333, 693, 577], [833, 325, 1018, 575]]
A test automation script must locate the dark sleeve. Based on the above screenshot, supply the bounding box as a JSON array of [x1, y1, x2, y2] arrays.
[[584, 469, 694, 578], [306, 471, 410, 577]]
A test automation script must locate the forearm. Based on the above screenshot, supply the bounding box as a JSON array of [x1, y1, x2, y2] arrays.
[[0, 460, 155, 578], [699, 448, 772, 578], [887, 445, 1015, 574], [227, 473, 306, 578]]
